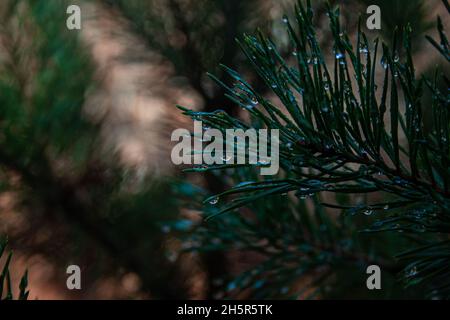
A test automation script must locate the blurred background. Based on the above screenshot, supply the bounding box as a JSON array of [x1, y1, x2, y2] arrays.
[[0, 0, 447, 299]]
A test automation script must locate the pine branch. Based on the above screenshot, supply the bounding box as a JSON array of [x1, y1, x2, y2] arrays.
[[178, 0, 450, 298]]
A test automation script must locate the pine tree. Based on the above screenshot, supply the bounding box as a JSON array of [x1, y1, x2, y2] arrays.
[[0, 0, 185, 298], [176, 0, 450, 299]]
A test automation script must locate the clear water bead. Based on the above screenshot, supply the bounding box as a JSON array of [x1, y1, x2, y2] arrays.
[[209, 197, 219, 205], [250, 97, 259, 106], [359, 45, 369, 54], [335, 52, 344, 60], [381, 57, 388, 69], [406, 266, 418, 277]]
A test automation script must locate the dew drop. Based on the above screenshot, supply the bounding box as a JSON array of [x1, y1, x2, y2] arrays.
[[360, 149, 368, 156], [209, 197, 219, 205], [381, 57, 388, 69], [297, 137, 306, 145], [406, 266, 418, 277], [250, 97, 259, 106], [335, 51, 344, 60], [359, 44, 369, 54]]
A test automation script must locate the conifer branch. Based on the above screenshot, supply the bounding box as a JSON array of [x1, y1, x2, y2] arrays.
[[179, 0, 450, 298]]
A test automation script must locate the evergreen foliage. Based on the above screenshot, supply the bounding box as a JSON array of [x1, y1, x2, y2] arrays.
[[0, 0, 183, 298], [0, 0, 447, 300], [177, 0, 450, 299], [0, 238, 28, 300]]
